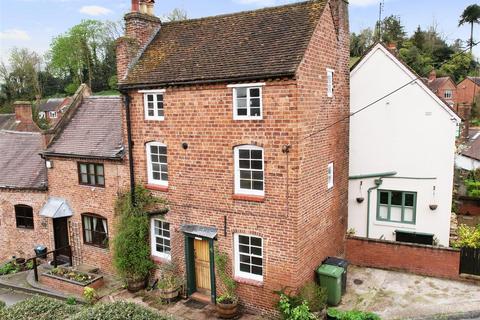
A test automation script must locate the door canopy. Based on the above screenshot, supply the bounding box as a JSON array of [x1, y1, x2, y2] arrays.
[[39, 197, 73, 219]]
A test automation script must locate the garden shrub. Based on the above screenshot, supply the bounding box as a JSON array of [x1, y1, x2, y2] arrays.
[[0, 296, 79, 320], [465, 179, 480, 198], [299, 281, 327, 312], [71, 301, 169, 320], [0, 300, 5, 309], [453, 224, 480, 249], [327, 308, 381, 320]]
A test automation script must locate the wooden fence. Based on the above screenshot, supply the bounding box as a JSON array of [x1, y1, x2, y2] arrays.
[[460, 248, 480, 276]]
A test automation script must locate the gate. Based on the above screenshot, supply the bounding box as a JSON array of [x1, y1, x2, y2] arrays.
[[460, 247, 480, 276]]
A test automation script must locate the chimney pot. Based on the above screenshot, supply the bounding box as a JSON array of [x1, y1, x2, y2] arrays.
[[429, 70, 437, 82], [131, 0, 139, 12]]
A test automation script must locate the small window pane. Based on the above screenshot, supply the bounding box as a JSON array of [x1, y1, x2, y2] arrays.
[[239, 160, 250, 169], [239, 150, 250, 158], [240, 263, 250, 273], [404, 208, 414, 222], [161, 173, 168, 181], [250, 98, 260, 107], [96, 165, 104, 175], [240, 171, 251, 179], [251, 108, 261, 116], [147, 95, 154, 102], [239, 245, 250, 254], [237, 108, 248, 116], [251, 150, 262, 159], [252, 181, 263, 190], [251, 246, 262, 256], [404, 194, 415, 207], [240, 180, 251, 189], [251, 237, 262, 247], [390, 207, 402, 222], [159, 147, 167, 155], [153, 172, 160, 180], [251, 160, 263, 170], [151, 145, 159, 154], [236, 88, 247, 98], [391, 192, 402, 206], [97, 176, 105, 186], [240, 255, 251, 264], [239, 235, 249, 245], [80, 164, 87, 174], [237, 99, 247, 108], [252, 171, 263, 180], [250, 88, 260, 97], [252, 266, 263, 275], [379, 192, 389, 205], [378, 206, 388, 220]]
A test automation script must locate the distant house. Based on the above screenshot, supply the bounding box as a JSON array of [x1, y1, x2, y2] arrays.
[[456, 128, 480, 171], [37, 98, 72, 124], [426, 70, 457, 109], [349, 43, 461, 247], [456, 77, 480, 121], [0, 102, 41, 132]]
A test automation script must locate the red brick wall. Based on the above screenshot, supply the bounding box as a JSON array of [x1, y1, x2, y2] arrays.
[[39, 273, 104, 296], [457, 78, 480, 106], [345, 237, 461, 280], [0, 190, 51, 261], [294, 1, 350, 289], [46, 157, 129, 274]]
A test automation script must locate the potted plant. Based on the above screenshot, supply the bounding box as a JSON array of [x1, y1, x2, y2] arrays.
[[113, 186, 167, 292], [214, 246, 239, 319], [157, 262, 182, 301]]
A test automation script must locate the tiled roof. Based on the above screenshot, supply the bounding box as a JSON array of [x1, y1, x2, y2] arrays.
[[38, 98, 65, 112], [123, 0, 327, 87], [0, 131, 47, 190], [462, 129, 480, 161], [0, 113, 41, 132], [467, 77, 480, 86], [427, 77, 450, 93], [44, 97, 125, 160]]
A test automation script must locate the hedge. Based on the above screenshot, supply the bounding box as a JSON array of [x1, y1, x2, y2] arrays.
[[0, 297, 171, 320]]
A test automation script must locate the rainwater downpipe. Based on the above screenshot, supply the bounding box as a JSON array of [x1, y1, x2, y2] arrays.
[[123, 93, 136, 205], [350, 171, 397, 238]]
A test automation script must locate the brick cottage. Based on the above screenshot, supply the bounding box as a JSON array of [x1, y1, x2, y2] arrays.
[[117, 0, 349, 313], [0, 86, 128, 274]]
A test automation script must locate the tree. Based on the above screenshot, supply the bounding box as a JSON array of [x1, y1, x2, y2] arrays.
[[48, 20, 118, 93], [376, 15, 406, 46], [350, 28, 374, 57], [459, 4, 480, 54], [163, 8, 188, 22]]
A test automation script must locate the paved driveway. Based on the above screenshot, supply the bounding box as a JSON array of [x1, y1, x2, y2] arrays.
[[0, 288, 33, 306], [338, 266, 480, 320]]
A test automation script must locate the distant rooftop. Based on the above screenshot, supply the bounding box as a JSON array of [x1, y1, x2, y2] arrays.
[[0, 130, 47, 190]]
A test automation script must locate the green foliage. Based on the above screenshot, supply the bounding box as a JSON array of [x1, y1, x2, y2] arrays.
[[453, 224, 480, 249], [108, 75, 118, 91], [277, 293, 317, 320], [376, 15, 407, 46], [65, 82, 80, 95], [157, 262, 182, 290], [0, 297, 169, 320], [66, 297, 77, 305], [0, 259, 34, 275], [0, 296, 80, 320], [83, 286, 97, 305], [163, 8, 188, 22], [465, 179, 480, 198], [298, 282, 327, 313], [71, 301, 169, 320], [327, 308, 381, 320], [0, 300, 5, 309], [113, 186, 167, 282], [214, 245, 237, 304]]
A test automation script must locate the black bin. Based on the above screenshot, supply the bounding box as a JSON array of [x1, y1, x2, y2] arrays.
[[34, 245, 47, 259], [323, 257, 348, 295]]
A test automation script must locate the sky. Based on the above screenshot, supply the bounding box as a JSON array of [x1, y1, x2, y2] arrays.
[[0, 0, 479, 65]]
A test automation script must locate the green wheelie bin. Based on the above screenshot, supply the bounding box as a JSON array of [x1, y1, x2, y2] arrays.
[[316, 264, 344, 306]]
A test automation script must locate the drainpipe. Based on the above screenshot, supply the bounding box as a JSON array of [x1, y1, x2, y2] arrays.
[[123, 93, 136, 205], [350, 171, 397, 238], [367, 178, 383, 238]]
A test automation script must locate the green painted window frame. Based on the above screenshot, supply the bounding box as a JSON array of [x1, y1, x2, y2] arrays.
[[376, 190, 417, 225]]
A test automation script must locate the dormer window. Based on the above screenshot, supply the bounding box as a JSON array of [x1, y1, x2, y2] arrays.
[[229, 83, 264, 120], [49, 111, 58, 119], [444, 90, 453, 99], [142, 90, 165, 121]]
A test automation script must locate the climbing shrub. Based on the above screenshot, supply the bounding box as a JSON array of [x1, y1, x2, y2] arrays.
[[453, 224, 480, 249]]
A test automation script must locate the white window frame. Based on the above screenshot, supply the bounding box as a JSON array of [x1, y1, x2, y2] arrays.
[[146, 141, 168, 187], [234, 234, 263, 282], [150, 218, 171, 260], [234, 145, 265, 196], [38, 112, 45, 119], [49, 111, 57, 119], [327, 162, 334, 189], [228, 83, 265, 120], [141, 89, 165, 121], [327, 68, 334, 98], [444, 90, 453, 99]]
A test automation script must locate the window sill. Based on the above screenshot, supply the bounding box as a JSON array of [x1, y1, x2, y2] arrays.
[[234, 276, 263, 287], [232, 194, 265, 203], [151, 255, 171, 264], [145, 184, 169, 192]]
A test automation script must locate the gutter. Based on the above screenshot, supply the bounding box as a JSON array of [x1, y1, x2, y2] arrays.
[[118, 72, 296, 90], [122, 93, 136, 205], [41, 152, 125, 162], [350, 172, 397, 238]]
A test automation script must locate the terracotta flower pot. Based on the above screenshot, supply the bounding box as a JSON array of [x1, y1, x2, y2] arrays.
[[356, 197, 365, 204], [127, 277, 147, 293], [429, 204, 438, 211], [216, 300, 239, 319]]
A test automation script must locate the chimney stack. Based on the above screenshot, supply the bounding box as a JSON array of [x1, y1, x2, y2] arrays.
[[14, 101, 34, 124], [117, 0, 161, 83], [429, 70, 437, 82]]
